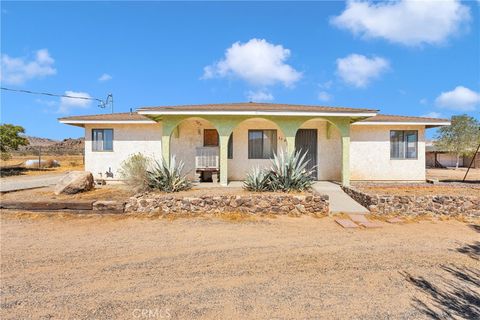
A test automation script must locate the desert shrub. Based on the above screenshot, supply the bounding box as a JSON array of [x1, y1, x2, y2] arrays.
[[243, 150, 315, 192], [118, 153, 151, 193], [243, 166, 272, 192], [147, 156, 192, 192]]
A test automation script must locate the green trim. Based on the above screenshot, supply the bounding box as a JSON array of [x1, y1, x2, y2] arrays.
[[157, 114, 352, 186]]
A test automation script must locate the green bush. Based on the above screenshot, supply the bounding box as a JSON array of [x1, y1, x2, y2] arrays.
[[243, 150, 315, 192], [118, 153, 151, 193], [147, 156, 192, 192]]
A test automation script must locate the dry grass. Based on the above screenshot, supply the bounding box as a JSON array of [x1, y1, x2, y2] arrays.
[[0, 154, 84, 176]]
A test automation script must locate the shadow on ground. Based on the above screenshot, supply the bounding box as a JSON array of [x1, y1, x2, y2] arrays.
[[402, 266, 480, 319], [402, 235, 480, 320]]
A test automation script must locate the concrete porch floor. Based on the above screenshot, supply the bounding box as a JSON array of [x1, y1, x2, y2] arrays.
[[192, 180, 369, 214]]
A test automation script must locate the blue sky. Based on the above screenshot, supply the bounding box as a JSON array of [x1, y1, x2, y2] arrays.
[[1, 1, 479, 139]]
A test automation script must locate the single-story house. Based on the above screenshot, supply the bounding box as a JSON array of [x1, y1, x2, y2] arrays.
[[59, 102, 450, 186], [426, 141, 479, 168]]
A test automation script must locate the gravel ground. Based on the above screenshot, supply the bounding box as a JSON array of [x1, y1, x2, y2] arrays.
[[1, 212, 479, 319]]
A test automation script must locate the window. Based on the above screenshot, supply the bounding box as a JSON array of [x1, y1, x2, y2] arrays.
[[227, 133, 233, 159], [92, 129, 113, 151], [203, 129, 219, 146], [248, 130, 277, 159], [390, 130, 418, 159]]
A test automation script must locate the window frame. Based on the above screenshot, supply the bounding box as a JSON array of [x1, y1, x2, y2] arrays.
[[390, 130, 418, 160], [203, 129, 219, 147], [92, 128, 114, 152], [248, 129, 277, 159]]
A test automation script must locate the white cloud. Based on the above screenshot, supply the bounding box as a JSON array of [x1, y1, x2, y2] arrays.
[[0, 49, 56, 85], [98, 73, 112, 82], [246, 89, 274, 102], [202, 38, 302, 87], [435, 86, 480, 111], [318, 91, 332, 102], [421, 112, 443, 119], [35, 98, 57, 107], [420, 98, 428, 105], [331, 0, 470, 46], [58, 91, 92, 114], [336, 54, 389, 88], [319, 80, 333, 89]]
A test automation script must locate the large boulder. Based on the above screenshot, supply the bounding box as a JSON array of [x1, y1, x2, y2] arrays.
[[54, 171, 94, 195]]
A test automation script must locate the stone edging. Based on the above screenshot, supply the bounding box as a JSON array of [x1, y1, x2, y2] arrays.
[[125, 192, 329, 215], [342, 186, 480, 217]]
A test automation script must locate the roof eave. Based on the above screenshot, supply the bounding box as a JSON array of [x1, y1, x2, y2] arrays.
[[137, 110, 378, 117], [58, 120, 157, 125], [353, 121, 451, 127]]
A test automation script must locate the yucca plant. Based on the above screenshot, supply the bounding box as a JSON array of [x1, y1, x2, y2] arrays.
[[147, 155, 192, 192], [268, 150, 315, 192], [243, 166, 272, 192]]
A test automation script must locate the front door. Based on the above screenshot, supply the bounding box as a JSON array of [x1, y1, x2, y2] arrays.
[[295, 129, 318, 179]]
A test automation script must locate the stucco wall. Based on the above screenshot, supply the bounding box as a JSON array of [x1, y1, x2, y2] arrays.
[[82, 120, 427, 182], [84, 123, 162, 179], [227, 118, 288, 180], [350, 125, 426, 181], [170, 118, 217, 178]]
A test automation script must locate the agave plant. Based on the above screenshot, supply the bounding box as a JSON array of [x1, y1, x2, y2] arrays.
[[268, 149, 315, 192], [243, 166, 272, 192], [147, 155, 192, 192]]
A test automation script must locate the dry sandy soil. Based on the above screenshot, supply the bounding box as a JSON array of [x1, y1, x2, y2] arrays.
[[1, 213, 478, 319], [0, 184, 307, 202], [0, 184, 132, 202], [427, 168, 480, 181], [357, 184, 480, 197]]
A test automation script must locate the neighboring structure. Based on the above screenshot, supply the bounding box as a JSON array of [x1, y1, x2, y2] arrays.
[[59, 103, 450, 186], [426, 141, 479, 168]]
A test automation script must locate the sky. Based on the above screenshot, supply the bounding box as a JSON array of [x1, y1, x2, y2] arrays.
[[1, 0, 479, 140]]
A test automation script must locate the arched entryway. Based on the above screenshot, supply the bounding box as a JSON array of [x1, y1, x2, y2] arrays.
[[169, 117, 220, 182]]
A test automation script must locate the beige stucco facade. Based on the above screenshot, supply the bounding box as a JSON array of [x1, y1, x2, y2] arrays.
[[84, 119, 427, 182], [84, 123, 162, 179], [350, 125, 426, 181]]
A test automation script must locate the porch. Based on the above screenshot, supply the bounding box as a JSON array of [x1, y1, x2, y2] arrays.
[[154, 115, 355, 186]]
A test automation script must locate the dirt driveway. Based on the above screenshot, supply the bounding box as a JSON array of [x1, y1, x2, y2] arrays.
[[1, 213, 479, 319]]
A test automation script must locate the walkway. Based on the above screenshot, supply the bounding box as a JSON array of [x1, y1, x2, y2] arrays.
[[312, 181, 369, 214], [0, 173, 66, 193]]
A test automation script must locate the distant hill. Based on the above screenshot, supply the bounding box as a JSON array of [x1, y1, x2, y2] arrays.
[[17, 136, 84, 155], [25, 136, 59, 147]]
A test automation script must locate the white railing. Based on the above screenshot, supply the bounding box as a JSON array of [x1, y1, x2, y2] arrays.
[[195, 147, 219, 170]]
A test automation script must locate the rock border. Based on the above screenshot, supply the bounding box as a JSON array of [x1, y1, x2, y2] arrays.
[[342, 186, 480, 217], [125, 192, 329, 216]]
